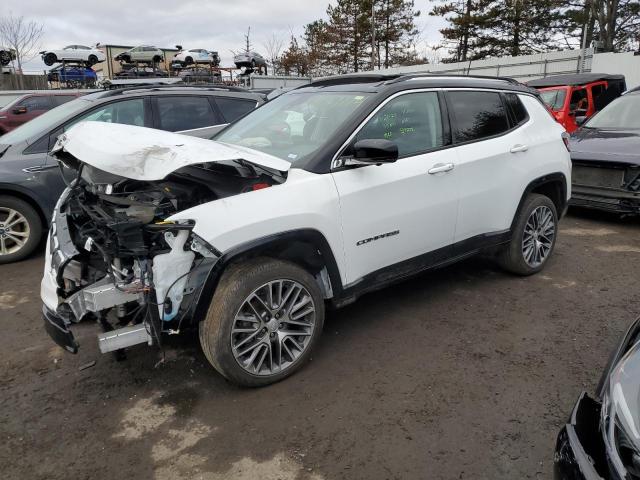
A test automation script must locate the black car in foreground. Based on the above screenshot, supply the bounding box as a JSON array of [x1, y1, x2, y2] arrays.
[[555, 317, 640, 479], [0, 86, 264, 264], [569, 89, 640, 215]]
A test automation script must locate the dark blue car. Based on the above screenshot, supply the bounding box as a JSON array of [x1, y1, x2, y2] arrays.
[[47, 66, 97, 86]]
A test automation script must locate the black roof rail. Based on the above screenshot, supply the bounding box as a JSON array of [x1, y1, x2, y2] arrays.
[[101, 84, 253, 97], [307, 73, 404, 87], [388, 73, 523, 85]]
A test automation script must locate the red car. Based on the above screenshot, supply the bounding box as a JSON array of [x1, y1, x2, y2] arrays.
[[528, 73, 626, 133], [0, 92, 81, 134]]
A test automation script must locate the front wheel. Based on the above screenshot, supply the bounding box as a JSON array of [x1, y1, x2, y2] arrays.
[[0, 196, 42, 264], [200, 258, 325, 387], [87, 55, 98, 66], [498, 193, 558, 276]]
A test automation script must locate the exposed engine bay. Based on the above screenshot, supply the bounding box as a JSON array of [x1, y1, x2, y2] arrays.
[[45, 151, 283, 355]]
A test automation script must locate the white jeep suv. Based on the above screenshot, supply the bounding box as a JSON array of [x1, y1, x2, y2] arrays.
[[41, 74, 571, 386]]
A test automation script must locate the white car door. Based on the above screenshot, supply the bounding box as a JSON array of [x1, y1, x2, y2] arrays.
[[64, 47, 79, 61], [446, 89, 532, 242], [331, 91, 459, 285]]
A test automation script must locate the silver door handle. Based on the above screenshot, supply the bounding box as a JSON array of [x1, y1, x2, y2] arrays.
[[510, 144, 529, 153], [428, 163, 455, 175]]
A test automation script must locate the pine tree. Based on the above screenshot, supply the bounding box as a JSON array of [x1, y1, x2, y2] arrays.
[[326, 0, 372, 72], [375, 0, 421, 68]]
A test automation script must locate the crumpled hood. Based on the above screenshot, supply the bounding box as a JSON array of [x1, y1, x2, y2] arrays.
[[570, 127, 640, 165], [52, 121, 291, 181]]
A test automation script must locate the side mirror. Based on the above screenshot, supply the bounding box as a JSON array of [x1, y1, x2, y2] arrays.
[[344, 139, 399, 167], [575, 116, 588, 127], [12, 105, 27, 114]]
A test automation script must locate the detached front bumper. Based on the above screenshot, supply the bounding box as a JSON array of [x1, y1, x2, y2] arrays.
[[43, 305, 78, 353], [554, 392, 615, 480], [570, 185, 640, 214]]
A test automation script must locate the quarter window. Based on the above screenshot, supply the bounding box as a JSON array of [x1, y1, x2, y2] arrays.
[[354, 92, 444, 157], [448, 91, 510, 142], [156, 96, 217, 131], [504, 93, 528, 126]]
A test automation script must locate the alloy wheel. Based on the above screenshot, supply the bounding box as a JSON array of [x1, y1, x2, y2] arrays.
[[522, 205, 555, 268], [0, 208, 30, 256], [231, 279, 316, 376]]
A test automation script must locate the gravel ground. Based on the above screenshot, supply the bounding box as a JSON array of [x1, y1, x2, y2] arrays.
[[1, 210, 639, 480]]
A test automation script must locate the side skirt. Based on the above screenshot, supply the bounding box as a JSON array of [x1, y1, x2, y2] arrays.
[[331, 230, 511, 308]]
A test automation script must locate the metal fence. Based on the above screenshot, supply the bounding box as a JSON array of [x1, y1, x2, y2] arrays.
[[381, 49, 594, 82], [378, 48, 640, 89]]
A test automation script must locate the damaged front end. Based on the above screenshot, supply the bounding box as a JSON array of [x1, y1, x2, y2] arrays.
[[41, 122, 288, 355], [571, 160, 640, 215]]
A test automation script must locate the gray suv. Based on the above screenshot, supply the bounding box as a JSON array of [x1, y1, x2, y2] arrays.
[[0, 86, 264, 264]]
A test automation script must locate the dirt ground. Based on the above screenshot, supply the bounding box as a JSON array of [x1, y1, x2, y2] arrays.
[[1, 210, 639, 480]]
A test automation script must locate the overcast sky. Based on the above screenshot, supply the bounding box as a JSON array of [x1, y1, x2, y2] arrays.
[[3, 0, 446, 72]]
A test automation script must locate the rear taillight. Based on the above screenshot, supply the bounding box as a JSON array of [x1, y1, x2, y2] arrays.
[[561, 132, 571, 152]]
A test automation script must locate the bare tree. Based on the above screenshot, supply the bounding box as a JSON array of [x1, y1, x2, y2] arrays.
[[263, 33, 284, 75], [0, 13, 44, 74]]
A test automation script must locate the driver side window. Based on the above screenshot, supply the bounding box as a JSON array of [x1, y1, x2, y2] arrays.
[[69, 99, 146, 128], [570, 88, 588, 112], [354, 92, 444, 158]]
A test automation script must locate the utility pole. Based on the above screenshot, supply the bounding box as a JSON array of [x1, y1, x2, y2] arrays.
[[371, 0, 376, 70]]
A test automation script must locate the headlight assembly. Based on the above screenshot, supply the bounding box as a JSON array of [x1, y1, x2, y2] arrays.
[[602, 343, 640, 478]]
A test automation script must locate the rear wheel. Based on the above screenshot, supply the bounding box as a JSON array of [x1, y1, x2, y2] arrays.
[[152, 55, 162, 64], [0, 196, 42, 264], [44, 53, 57, 66], [87, 54, 98, 66], [0, 50, 10, 66], [200, 258, 325, 387], [498, 193, 558, 275]]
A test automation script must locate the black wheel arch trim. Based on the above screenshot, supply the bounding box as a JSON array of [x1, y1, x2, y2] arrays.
[[511, 172, 568, 232], [190, 229, 344, 324]]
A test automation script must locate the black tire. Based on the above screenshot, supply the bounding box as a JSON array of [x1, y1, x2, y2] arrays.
[[87, 55, 98, 66], [498, 193, 558, 276], [44, 53, 57, 66], [200, 258, 325, 387], [0, 51, 10, 66], [152, 55, 162, 64], [184, 56, 193, 65], [251, 59, 256, 69], [119, 55, 130, 64], [0, 196, 43, 265]]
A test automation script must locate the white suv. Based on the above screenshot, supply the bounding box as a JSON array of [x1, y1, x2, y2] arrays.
[[41, 74, 571, 386]]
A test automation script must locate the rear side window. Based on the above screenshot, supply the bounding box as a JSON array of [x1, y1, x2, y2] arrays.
[[51, 95, 76, 107], [156, 96, 217, 131], [355, 91, 444, 157], [504, 93, 528, 126], [448, 91, 510, 143], [21, 96, 51, 111], [215, 97, 256, 123]]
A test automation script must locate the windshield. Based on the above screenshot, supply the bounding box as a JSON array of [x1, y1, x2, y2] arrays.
[[0, 94, 23, 109], [540, 88, 567, 111], [0, 97, 92, 144], [215, 91, 373, 164], [586, 94, 640, 129]]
